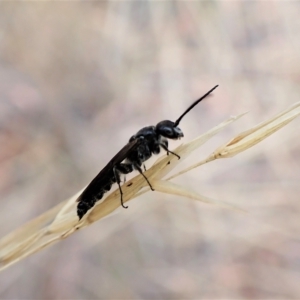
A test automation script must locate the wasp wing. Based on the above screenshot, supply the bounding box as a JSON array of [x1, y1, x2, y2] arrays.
[[77, 137, 143, 204]]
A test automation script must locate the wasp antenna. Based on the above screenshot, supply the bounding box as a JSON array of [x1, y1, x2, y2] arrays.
[[174, 85, 219, 127]]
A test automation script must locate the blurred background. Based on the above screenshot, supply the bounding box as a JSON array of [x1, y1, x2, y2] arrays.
[[1, 1, 300, 299]]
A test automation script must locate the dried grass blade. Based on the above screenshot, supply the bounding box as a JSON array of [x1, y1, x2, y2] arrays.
[[212, 102, 300, 158], [0, 201, 66, 254], [152, 179, 246, 213], [4, 106, 296, 272]]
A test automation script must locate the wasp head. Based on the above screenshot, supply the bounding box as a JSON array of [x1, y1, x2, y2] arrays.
[[155, 120, 184, 139]]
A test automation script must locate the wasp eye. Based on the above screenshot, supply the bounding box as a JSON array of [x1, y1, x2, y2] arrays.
[[163, 127, 173, 135]]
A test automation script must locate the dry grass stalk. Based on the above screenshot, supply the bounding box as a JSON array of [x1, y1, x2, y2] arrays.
[[0, 102, 299, 272]]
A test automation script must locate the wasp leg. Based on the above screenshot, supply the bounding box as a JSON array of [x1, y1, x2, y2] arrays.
[[133, 163, 154, 191], [113, 166, 128, 209], [160, 143, 180, 159], [115, 163, 134, 208]]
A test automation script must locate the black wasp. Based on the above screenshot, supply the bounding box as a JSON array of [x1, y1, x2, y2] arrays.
[[77, 85, 218, 219]]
